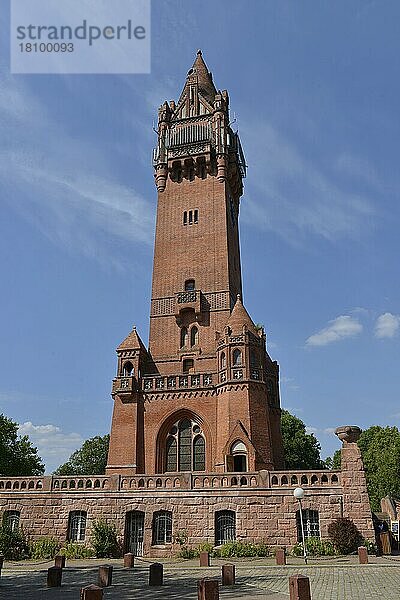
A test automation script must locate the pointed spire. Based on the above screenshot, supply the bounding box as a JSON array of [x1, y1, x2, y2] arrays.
[[227, 295, 258, 335], [117, 326, 145, 351], [180, 49, 217, 104]]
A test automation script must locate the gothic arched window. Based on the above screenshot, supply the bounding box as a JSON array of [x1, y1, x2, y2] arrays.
[[190, 326, 199, 347], [233, 349, 242, 366], [123, 361, 134, 376], [221, 352, 226, 369], [193, 435, 205, 471], [164, 419, 205, 472], [166, 437, 177, 472], [180, 327, 188, 348]]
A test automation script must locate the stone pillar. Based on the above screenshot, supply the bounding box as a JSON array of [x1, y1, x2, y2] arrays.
[[221, 564, 235, 585], [54, 555, 66, 569], [276, 548, 286, 565], [47, 566, 62, 587], [335, 426, 374, 540], [80, 584, 104, 599], [149, 562, 163, 586], [200, 551, 210, 567], [198, 578, 219, 600], [289, 575, 311, 600], [124, 552, 135, 568], [98, 565, 113, 587], [358, 546, 368, 564]]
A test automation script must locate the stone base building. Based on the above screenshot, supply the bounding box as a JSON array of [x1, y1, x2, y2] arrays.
[[0, 52, 374, 556]]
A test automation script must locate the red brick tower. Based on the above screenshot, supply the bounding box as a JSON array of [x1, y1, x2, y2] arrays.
[[106, 51, 284, 476]]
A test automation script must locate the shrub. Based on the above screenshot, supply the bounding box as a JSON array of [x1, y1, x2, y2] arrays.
[[30, 537, 60, 559], [59, 542, 95, 559], [219, 541, 270, 558], [91, 519, 120, 558], [177, 546, 198, 559], [0, 525, 30, 560], [292, 538, 335, 557], [328, 518, 363, 555]]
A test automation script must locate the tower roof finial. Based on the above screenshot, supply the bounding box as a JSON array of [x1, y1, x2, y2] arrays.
[[179, 50, 217, 104]]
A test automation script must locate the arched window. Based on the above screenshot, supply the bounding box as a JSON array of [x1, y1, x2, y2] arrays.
[[164, 419, 206, 472], [215, 510, 236, 545], [185, 279, 195, 291], [123, 361, 134, 376], [180, 327, 188, 348], [166, 437, 177, 472], [233, 349, 242, 366], [220, 352, 226, 369], [296, 509, 320, 542], [152, 511, 172, 545], [230, 440, 247, 472], [193, 435, 205, 471], [190, 326, 199, 347], [3, 510, 20, 532], [68, 511, 87, 542]]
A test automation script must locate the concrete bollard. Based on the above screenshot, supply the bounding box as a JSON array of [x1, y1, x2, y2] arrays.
[[47, 566, 62, 587], [80, 584, 104, 599], [54, 554, 66, 569], [358, 546, 368, 564], [98, 564, 113, 587], [124, 552, 135, 568], [221, 564, 235, 586], [289, 574, 311, 600], [149, 562, 163, 586], [198, 578, 219, 600], [200, 551, 210, 567], [276, 548, 286, 566]]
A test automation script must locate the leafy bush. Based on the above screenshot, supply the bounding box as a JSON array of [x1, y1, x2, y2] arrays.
[[177, 540, 270, 559], [219, 541, 270, 557], [0, 524, 30, 560], [328, 518, 363, 555], [292, 537, 335, 557], [91, 519, 120, 558], [177, 546, 198, 559], [30, 537, 60, 559], [59, 542, 95, 559]]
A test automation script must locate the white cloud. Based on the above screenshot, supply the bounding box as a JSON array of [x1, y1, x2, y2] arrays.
[[18, 421, 83, 474], [306, 315, 363, 347], [241, 121, 376, 243], [375, 312, 400, 339]]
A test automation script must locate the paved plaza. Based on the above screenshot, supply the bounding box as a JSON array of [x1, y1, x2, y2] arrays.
[[1, 556, 400, 599]]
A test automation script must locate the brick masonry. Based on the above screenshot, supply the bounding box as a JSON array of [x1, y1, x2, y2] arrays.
[[0, 52, 375, 556]]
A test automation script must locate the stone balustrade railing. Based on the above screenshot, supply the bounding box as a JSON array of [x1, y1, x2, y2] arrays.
[[0, 470, 341, 494]]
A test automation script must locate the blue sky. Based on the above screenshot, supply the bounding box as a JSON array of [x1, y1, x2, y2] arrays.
[[1, 0, 399, 472]]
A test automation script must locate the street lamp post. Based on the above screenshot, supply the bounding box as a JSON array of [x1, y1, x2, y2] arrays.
[[294, 487, 307, 564]]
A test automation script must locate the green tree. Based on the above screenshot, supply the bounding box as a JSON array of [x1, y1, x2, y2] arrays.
[[326, 426, 400, 511], [0, 414, 44, 476], [54, 434, 109, 475], [281, 410, 325, 470]]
